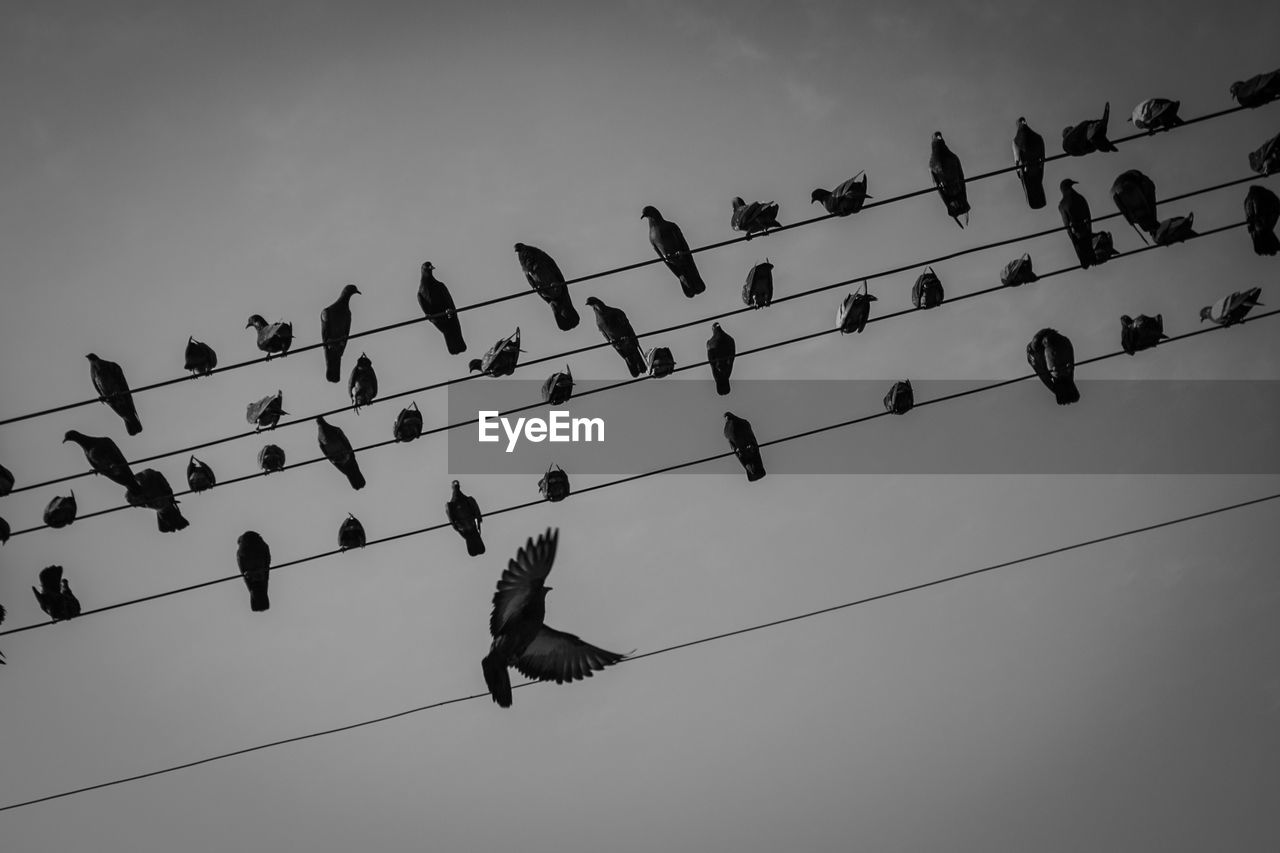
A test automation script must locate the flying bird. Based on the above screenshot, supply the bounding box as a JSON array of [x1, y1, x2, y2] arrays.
[[246, 390, 287, 430], [1110, 169, 1159, 240], [316, 416, 365, 490], [1062, 102, 1117, 156], [258, 443, 286, 473], [348, 352, 378, 412], [585, 298, 646, 377], [538, 465, 571, 503], [730, 197, 781, 238], [187, 456, 216, 492], [86, 353, 142, 435], [646, 346, 676, 378], [63, 430, 138, 491], [1244, 184, 1280, 256], [1200, 288, 1263, 326], [43, 492, 77, 529], [1058, 179, 1095, 268], [514, 243, 580, 331], [245, 314, 293, 358], [742, 260, 774, 309], [1249, 132, 1280, 176], [1012, 118, 1047, 209], [338, 514, 366, 550], [481, 528, 624, 708], [641, 206, 706, 298], [911, 267, 944, 309], [1120, 314, 1168, 355], [1027, 328, 1080, 405], [126, 468, 189, 532], [320, 283, 360, 383], [417, 262, 466, 355], [1152, 213, 1196, 246], [1129, 98, 1183, 131], [469, 328, 522, 377], [32, 566, 80, 622], [393, 402, 424, 442], [183, 337, 218, 376], [236, 531, 271, 612], [541, 366, 574, 405], [0, 462, 13, 496], [884, 380, 914, 415], [837, 283, 877, 334], [447, 480, 485, 557], [1230, 69, 1280, 108], [724, 412, 766, 481], [1001, 254, 1039, 287], [810, 172, 871, 216], [706, 322, 735, 396], [929, 131, 970, 227]]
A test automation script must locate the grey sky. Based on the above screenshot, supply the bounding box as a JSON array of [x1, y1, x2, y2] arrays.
[[2, 1, 1279, 850]]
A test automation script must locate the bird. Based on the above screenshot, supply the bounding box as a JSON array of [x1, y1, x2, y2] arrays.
[[884, 380, 914, 415], [126, 468, 189, 532], [245, 390, 287, 430], [1110, 169, 1159, 241], [1152, 213, 1196, 246], [187, 456, 216, 492], [43, 492, 77, 529], [514, 243, 580, 331], [1058, 179, 1095, 269], [481, 528, 624, 708], [730, 197, 781, 238], [1012, 117, 1047, 209], [1244, 185, 1280, 256], [1026, 328, 1080, 405], [584, 297, 646, 377], [724, 412, 766, 482], [646, 346, 676, 377], [393, 402, 424, 442], [706, 322, 735, 396], [1120, 314, 1168, 355], [348, 352, 378, 412], [32, 566, 80, 622], [236, 531, 271, 612], [742, 260, 774, 309], [245, 314, 293, 358], [929, 131, 970, 227], [258, 444, 286, 473], [537, 465, 571, 503], [0, 602, 6, 663], [911, 267, 944, 310], [1249, 132, 1280, 177], [446, 480, 485, 557], [1129, 98, 1183, 131], [1062, 102, 1117, 155], [837, 283, 877, 334], [1200, 288, 1263, 326], [642, 206, 706, 298], [417, 262, 467, 355], [316, 416, 365, 490], [86, 353, 142, 435], [1000, 254, 1039, 287], [1090, 231, 1119, 265], [338, 514, 366, 550], [541, 366, 574, 405], [183, 337, 218, 376], [0, 516, 9, 546], [1230, 68, 1280, 108], [468, 328, 523, 377], [811, 172, 871, 216], [320, 283, 360, 383], [63, 430, 138, 491], [0, 462, 13, 496]]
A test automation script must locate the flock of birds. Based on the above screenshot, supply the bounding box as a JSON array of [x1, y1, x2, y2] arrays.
[[0, 71, 1278, 704]]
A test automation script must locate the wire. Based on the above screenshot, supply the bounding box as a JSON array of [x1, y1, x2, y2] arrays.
[[0, 103, 1256, 430], [3, 305, 1275, 635], [2, 486, 1276, 813]]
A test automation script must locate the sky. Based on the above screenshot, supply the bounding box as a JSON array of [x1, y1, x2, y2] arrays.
[[2, 1, 1279, 850]]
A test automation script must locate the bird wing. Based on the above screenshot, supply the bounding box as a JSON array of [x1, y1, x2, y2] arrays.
[[1026, 337, 1054, 392], [489, 529, 558, 636], [513, 624, 625, 684], [659, 219, 691, 256]]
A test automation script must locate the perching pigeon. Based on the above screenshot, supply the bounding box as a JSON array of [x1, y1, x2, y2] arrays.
[[1012, 118, 1047, 209], [1001, 254, 1039, 287], [706, 323, 735, 396], [884, 380, 914, 415], [1152, 213, 1196, 246], [338, 514, 366, 550], [481, 528, 625, 708], [183, 337, 218, 376], [1244, 185, 1280, 256], [1026, 328, 1080, 405], [126, 468, 189, 532], [245, 314, 293, 358], [584, 298, 646, 377], [929, 131, 970, 227], [417, 262, 467, 355], [538, 465, 571, 503], [258, 444, 286, 473], [87, 353, 142, 436], [446, 479, 485, 557], [514, 243, 580, 331], [730, 197, 781, 238], [63, 430, 138, 491], [1201, 288, 1263, 326], [0, 462, 13, 497], [393, 402, 424, 442], [1120, 314, 1168, 355], [0, 602, 6, 663], [187, 456, 216, 492], [542, 367, 574, 406], [316, 416, 365, 490], [320, 283, 360, 383], [236, 531, 271, 612], [837, 283, 877, 334], [1091, 232, 1119, 264], [0, 516, 9, 545], [348, 352, 378, 412], [742, 261, 774, 309], [646, 346, 676, 378], [1062, 102, 1117, 156], [32, 566, 80, 622], [246, 390, 287, 430], [811, 171, 870, 216], [1110, 169, 1159, 240], [1231, 69, 1280, 108], [1129, 98, 1183, 132], [724, 412, 766, 482], [1058, 179, 1095, 268], [641, 206, 706, 298], [1249, 132, 1280, 177], [43, 492, 77, 529], [911, 268, 944, 310], [469, 328, 522, 377]]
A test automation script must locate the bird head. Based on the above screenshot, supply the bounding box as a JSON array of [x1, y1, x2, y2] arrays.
[[731, 196, 745, 208], [85, 353, 99, 362], [1120, 315, 1134, 326], [1230, 81, 1244, 98], [513, 243, 526, 253], [1199, 306, 1212, 322], [712, 322, 721, 331], [584, 296, 603, 309], [357, 353, 370, 364], [451, 480, 462, 492], [246, 314, 265, 330], [468, 359, 484, 373], [1017, 116, 1027, 126], [640, 205, 660, 220], [1060, 178, 1077, 192], [809, 188, 829, 204], [342, 283, 361, 298], [421, 261, 434, 273], [62, 430, 83, 444], [760, 259, 773, 269], [315, 416, 328, 428], [932, 131, 944, 140], [865, 293, 879, 301]]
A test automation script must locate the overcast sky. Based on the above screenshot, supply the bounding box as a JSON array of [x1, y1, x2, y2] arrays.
[[2, 1, 1279, 850]]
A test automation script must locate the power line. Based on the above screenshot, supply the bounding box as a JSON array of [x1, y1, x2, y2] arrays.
[[3, 486, 1276, 813], [0, 103, 1257, 430]]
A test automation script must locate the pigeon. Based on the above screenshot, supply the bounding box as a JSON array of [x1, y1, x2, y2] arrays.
[[641, 206, 706, 298], [1152, 213, 1196, 246], [541, 367, 574, 406], [86, 353, 142, 436], [929, 131, 970, 227], [187, 456, 216, 492], [32, 566, 80, 622], [0, 516, 9, 546], [1249, 132, 1280, 177], [1245, 185, 1280, 256], [884, 380, 914, 415], [246, 390, 287, 430], [1001, 254, 1039, 287], [911, 267, 944, 310], [837, 283, 877, 334], [1129, 98, 1183, 132], [348, 352, 378, 412], [246, 314, 293, 358], [338, 514, 366, 550], [742, 260, 774, 309], [481, 528, 624, 708], [1062, 102, 1117, 156], [1231, 69, 1280, 108], [1026, 328, 1080, 406], [1091, 231, 1119, 264], [43, 492, 77, 529], [1012, 117, 1047, 209], [417, 262, 467, 355], [730, 197, 781, 238], [811, 172, 871, 216], [1058, 179, 1095, 268], [183, 337, 218, 376], [646, 346, 676, 378], [63, 430, 138, 491], [706, 322, 735, 396], [1110, 169, 1159, 240], [538, 465, 571, 503], [0, 462, 13, 496], [316, 416, 365, 490], [584, 298, 646, 377], [236, 531, 271, 612], [724, 412, 766, 482], [126, 468, 189, 532], [446, 479, 485, 557], [1120, 314, 1168, 355], [0, 602, 6, 662], [320, 283, 360, 383], [1200, 288, 1263, 326], [469, 328, 522, 377], [514, 243, 580, 331], [258, 444, 286, 473], [393, 402, 424, 442]]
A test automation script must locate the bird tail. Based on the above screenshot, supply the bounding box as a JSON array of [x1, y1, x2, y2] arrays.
[[444, 323, 467, 355], [157, 505, 189, 533], [343, 463, 366, 491], [1251, 228, 1280, 256], [465, 530, 486, 557], [746, 458, 766, 482], [125, 414, 143, 436], [325, 346, 341, 383], [714, 373, 731, 396], [249, 585, 270, 612], [482, 653, 512, 708], [1071, 236, 1094, 269], [622, 345, 646, 378], [1022, 176, 1046, 210], [675, 257, 707, 297], [553, 300, 580, 332], [1055, 381, 1081, 406]]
